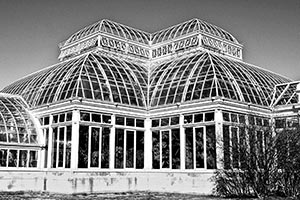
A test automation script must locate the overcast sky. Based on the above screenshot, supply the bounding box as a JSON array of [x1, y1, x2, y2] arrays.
[[0, 0, 299, 89]]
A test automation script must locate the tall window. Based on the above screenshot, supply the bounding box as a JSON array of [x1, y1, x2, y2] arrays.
[[78, 125, 110, 168], [51, 126, 72, 168], [185, 126, 216, 169], [152, 129, 180, 169], [115, 129, 144, 169]]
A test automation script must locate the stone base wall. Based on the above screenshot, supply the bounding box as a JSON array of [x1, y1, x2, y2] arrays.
[[0, 170, 214, 194]]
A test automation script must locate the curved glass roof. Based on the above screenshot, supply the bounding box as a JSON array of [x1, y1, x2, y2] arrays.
[[63, 18, 239, 47], [2, 52, 148, 108], [151, 18, 239, 45], [0, 94, 38, 144], [64, 19, 151, 46], [149, 51, 290, 107]]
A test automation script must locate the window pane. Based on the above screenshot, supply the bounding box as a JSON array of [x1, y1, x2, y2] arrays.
[[78, 126, 89, 168], [195, 127, 204, 168], [29, 151, 38, 167], [65, 126, 72, 168], [116, 116, 124, 125], [162, 130, 170, 168], [52, 128, 58, 168], [126, 118, 135, 127], [170, 116, 179, 125], [58, 127, 65, 167], [102, 115, 111, 124], [171, 129, 180, 169], [19, 150, 28, 167], [126, 130, 134, 168], [194, 114, 203, 123], [0, 149, 7, 167], [101, 127, 110, 168], [185, 128, 194, 169], [136, 131, 144, 169], [80, 112, 90, 121], [136, 119, 144, 128], [231, 127, 239, 168], [90, 127, 100, 167], [184, 115, 193, 124], [206, 125, 216, 169], [161, 118, 169, 126], [152, 119, 159, 127], [223, 125, 230, 169], [8, 150, 17, 167], [152, 130, 160, 169], [205, 112, 214, 121], [115, 129, 124, 169]]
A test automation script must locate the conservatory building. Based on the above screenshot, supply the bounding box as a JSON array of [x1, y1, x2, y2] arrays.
[[0, 18, 299, 194]]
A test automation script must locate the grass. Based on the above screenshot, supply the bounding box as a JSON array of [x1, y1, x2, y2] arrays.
[[0, 191, 296, 200]]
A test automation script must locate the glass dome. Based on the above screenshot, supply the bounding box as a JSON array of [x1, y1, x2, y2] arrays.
[[151, 18, 239, 45], [2, 52, 148, 108], [149, 51, 290, 107], [63, 19, 151, 46], [0, 94, 38, 144]]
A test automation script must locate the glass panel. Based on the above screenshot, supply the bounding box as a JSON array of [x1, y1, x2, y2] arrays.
[[161, 118, 169, 126], [102, 115, 111, 124], [19, 150, 28, 167], [90, 127, 100, 167], [65, 126, 72, 168], [66, 112, 72, 121], [194, 114, 203, 123], [58, 127, 65, 167], [161, 130, 170, 168], [170, 116, 179, 125], [185, 128, 194, 169], [0, 149, 7, 167], [59, 114, 65, 122], [80, 112, 90, 121], [171, 129, 180, 169], [44, 129, 49, 168], [44, 116, 50, 125], [136, 131, 144, 169], [152, 130, 160, 169], [126, 118, 135, 127], [205, 112, 214, 121], [231, 127, 239, 168], [116, 116, 124, 125], [0, 127, 7, 142], [152, 119, 159, 127], [126, 130, 134, 168], [52, 127, 58, 168], [136, 119, 144, 128], [184, 115, 193, 124], [78, 125, 89, 168], [115, 128, 124, 168], [223, 125, 230, 169], [206, 125, 216, 169], [29, 151, 38, 167], [195, 127, 204, 168], [101, 127, 110, 168], [53, 115, 58, 123], [91, 114, 101, 123], [8, 150, 17, 167]]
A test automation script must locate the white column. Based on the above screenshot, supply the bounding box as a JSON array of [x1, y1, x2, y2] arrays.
[[47, 115, 53, 168], [109, 114, 116, 169], [71, 109, 80, 169], [215, 109, 223, 169], [180, 114, 185, 170], [144, 117, 152, 169]]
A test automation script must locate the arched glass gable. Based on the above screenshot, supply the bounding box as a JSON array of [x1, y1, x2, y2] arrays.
[[151, 18, 239, 45], [2, 53, 148, 108], [149, 51, 290, 107], [0, 94, 38, 144]]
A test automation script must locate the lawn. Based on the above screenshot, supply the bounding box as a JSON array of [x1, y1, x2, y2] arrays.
[[0, 191, 296, 200]]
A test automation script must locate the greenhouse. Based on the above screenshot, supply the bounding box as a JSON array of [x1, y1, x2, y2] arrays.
[[0, 18, 298, 194]]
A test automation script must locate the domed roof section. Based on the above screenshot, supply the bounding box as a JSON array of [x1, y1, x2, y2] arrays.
[[149, 51, 291, 107], [2, 52, 148, 108], [0, 93, 38, 144], [151, 18, 240, 45], [63, 19, 151, 46]]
